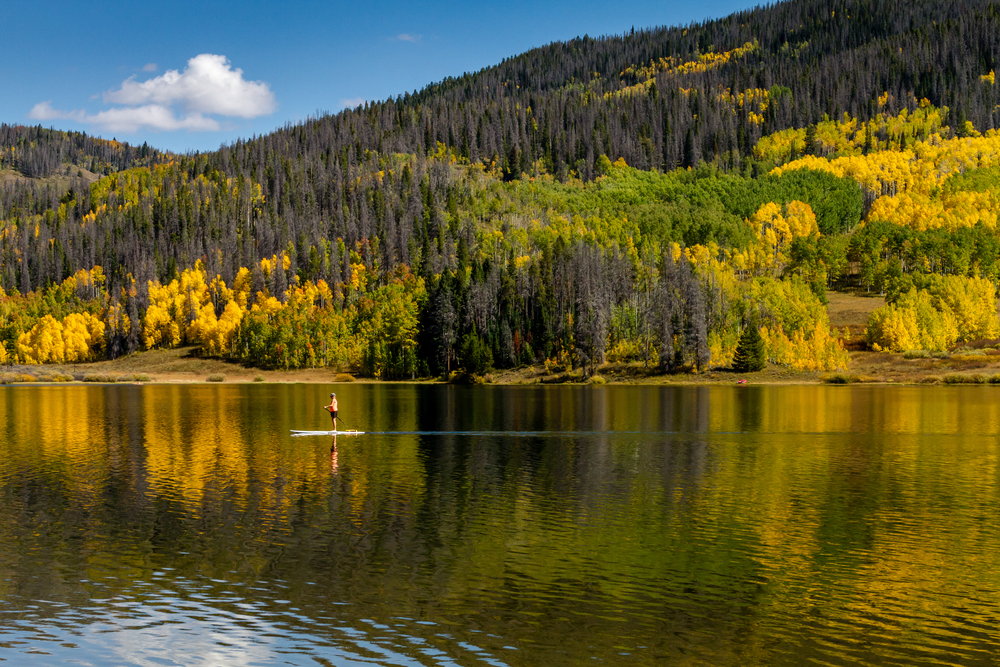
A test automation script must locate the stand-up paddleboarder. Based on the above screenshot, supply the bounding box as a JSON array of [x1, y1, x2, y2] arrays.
[[324, 393, 338, 431]]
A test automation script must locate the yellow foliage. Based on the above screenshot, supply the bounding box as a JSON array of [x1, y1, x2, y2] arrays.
[[744, 276, 846, 370], [927, 275, 1000, 342], [61, 312, 105, 362], [761, 320, 849, 371], [231, 267, 253, 308], [784, 200, 818, 237], [142, 303, 179, 349], [349, 262, 368, 293], [188, 300, 245, 356], [865, 290, 957, 352], [259, 253, 290, 279], [16, 313, 101, 364], [140, 270, 250, 355], [611, 42, 758, 101], [61, 266, 106, 300], [771, 122, 1000, 231], [621, 41, 758, 82], [251, 295, 283, 316], [314, 279, 334, 308], [708, 329, 738, 367], [143, 266, 209, 349], [754, 128, 805, 159], [207, 275, 234, 310], [758, 103, 948, 162], [605, 338, 646, 363], [742, 200, 818, 276], [17, 315, 65, 364], [865, 277, 997, 352], [867, 189, 999, 231]]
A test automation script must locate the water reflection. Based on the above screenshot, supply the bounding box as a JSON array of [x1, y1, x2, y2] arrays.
[[2, 384, 1000, 665], [331, 436, 339, 475]]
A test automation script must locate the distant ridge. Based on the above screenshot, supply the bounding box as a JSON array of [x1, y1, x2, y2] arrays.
[[5, 0, 999, 182]]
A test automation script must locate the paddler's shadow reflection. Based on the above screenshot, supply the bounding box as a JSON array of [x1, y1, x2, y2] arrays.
[[330, 435, 339, 475]]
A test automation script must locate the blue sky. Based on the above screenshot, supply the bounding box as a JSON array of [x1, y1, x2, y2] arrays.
[[3, 0, 758, 154]]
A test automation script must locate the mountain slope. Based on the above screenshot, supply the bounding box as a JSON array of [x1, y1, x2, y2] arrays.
[[2, 0, 1000, 374]]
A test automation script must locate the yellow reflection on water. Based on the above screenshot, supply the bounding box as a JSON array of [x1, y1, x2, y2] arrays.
[[143, 385, 251, 511], [0, 386, 111, 492], [694, 385, 1000, 435]]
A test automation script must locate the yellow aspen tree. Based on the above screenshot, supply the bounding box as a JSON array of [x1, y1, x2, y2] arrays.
[[211, 300, 245, 356], [747, 201, 818, 276], [927, 275, 1000, 341], [864, 304, 922, 352], [231, 267, 253, 308], [186, 303, 219, 352], [142, 302, 178, 349], [61, 312, 105, 362], [17, 315, 66, 364]]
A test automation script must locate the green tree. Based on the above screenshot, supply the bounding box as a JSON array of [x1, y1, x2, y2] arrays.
[[732, 316, 766, 372], [459, 326, 493, 375]]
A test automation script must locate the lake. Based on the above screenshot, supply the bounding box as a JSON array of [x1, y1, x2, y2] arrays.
[[1, 383, 999, 666]]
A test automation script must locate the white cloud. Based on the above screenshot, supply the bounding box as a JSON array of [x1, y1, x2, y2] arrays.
[[91, 106, 220, 133], [28, 54, 275, 134], [106, 54, 275, 118], [141, 63, 158, 72], [28, 101, 85, 122], [395, 33, 422, 43], [29, 100, 220, 133], [340, 97, 366, 109]]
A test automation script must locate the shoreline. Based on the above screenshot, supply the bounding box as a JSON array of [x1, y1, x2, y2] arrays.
[[5, 346, 1000, 387]]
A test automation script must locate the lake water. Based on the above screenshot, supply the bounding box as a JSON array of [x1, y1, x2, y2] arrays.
[[1, 383, 1000, 666]]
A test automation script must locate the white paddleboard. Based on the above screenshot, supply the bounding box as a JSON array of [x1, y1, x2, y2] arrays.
[[291, 430, 365, 436]]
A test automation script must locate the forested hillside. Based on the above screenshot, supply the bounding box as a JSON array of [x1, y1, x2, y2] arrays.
[[3, 0, 1000, 376]]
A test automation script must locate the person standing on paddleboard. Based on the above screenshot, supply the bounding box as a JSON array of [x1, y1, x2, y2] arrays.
[[324, 393, 338, 431]]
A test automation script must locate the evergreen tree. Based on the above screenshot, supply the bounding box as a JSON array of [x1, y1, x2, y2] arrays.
[[732, 316, 766, 373], [459, 326, 492, 375], [803, 124, 818, 157]]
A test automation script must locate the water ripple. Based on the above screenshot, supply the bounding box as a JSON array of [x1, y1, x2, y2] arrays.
[[5, 385, 1000, 665]]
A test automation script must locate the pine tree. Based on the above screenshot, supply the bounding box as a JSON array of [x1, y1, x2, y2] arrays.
[[804, 124, 818, 156], [732, 316, 766, 373]]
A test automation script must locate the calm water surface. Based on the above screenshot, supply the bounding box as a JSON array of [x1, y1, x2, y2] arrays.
[[1, 383, 1000, 666]]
